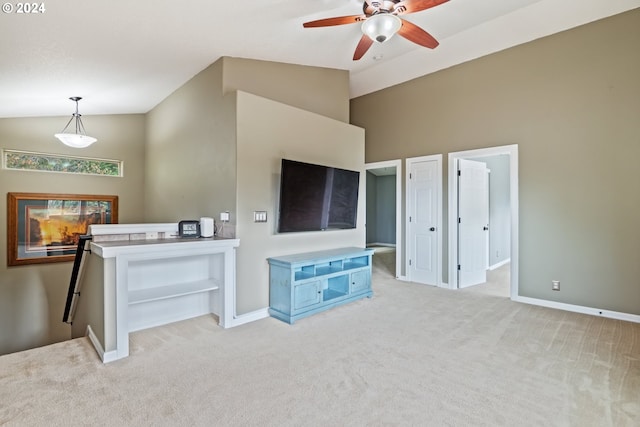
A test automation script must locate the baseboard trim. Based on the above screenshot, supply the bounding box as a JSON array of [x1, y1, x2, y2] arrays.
[[86, 325, 103, 359], [143, 297, 639, 327], [86, 325, 119, 363], [367, 242, 396, 248], [102, 350, 120, 363], [489, 258, 510, 271], [226, 308, 270, 328], [513, 296, 640, 324]]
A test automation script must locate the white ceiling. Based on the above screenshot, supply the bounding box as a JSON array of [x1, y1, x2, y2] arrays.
[[1, 0, 638, 118]]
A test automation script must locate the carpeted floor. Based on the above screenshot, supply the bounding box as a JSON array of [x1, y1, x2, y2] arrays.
[[461, 262, 511, 297], [0, 254, 638, 426]]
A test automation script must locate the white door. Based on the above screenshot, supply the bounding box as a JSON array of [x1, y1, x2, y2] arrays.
[[458, 159, 489, 288], [408, 159, 438, 285]]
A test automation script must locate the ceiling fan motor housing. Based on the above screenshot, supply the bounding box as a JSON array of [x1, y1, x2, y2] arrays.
[[363, 0, 397, 16]]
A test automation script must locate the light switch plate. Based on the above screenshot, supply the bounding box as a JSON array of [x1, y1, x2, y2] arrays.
[[254, 211, 267, 222]]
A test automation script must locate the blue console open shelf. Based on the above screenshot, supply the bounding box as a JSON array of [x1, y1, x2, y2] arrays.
[[268, 247, 374, 324]]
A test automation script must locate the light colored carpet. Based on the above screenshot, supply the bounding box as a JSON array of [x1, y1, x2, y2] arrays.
[[461, 262, 511, 298], [372, 249, 396, 279], [1, 256, 639, 426]]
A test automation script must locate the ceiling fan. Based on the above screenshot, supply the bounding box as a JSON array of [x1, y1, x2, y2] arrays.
[[303, 0, 449, 60]]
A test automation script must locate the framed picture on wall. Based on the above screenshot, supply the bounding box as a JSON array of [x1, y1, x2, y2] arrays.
[[7, 192, 118, 266]]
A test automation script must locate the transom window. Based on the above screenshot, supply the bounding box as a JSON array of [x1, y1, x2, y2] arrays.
[[2, 149, 122, 177]]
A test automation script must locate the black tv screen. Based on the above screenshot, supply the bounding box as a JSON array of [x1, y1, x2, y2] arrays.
[[277, 159, 360, 233]]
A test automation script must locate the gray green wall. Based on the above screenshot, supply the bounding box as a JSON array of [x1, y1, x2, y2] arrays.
[[0, 114, 146, 354], [366, 173, 396, 245], [222, 58, 350, 123], [145, 60, 238, 224], [351, 9, 640, 314], [366, 172, 378, 244], [236, 91, 365, 313], [145, 57, 361, 315], [145, 57, 352, 227]]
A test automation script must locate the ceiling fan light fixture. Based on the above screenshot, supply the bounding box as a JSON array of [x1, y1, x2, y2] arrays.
[[54, 97, 97, 148], [362, 13, 402, 43]]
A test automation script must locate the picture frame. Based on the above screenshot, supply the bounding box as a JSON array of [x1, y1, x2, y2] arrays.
[[7, 192, 118, 266]]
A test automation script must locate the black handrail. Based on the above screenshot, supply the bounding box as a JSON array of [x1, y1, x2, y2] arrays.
[[62, 235, 92, 324]]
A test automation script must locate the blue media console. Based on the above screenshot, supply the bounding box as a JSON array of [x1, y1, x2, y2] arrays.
[[267, 247, 374, 324]]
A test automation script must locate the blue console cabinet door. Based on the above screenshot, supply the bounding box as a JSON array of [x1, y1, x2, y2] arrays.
[[350, 270, 371, 293], [294, 280, 322, 311]]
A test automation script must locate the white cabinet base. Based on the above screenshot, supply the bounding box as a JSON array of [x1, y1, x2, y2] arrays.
[[88, 229, 239, 362]]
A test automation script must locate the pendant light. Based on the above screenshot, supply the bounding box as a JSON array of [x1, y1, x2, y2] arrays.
[[54, 97, 97, 148]]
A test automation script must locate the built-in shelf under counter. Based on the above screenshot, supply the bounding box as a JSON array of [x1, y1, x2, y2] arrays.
[[87, 234, 239, 362]]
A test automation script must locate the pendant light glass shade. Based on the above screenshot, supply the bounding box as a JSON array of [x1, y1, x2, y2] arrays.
[[54, 133, 97, 148], [54, 97, 97, 148], [361, 13, 402, 43]]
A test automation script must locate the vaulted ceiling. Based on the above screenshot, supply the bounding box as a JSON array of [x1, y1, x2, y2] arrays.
[[1, 0, 638, 118]]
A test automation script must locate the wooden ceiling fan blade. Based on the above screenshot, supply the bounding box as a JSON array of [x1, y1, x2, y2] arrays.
[[303, 14, 366, 28], [353, 35, 374, 61], [394, 0, 449, 15], [398, 19, 439, 48]]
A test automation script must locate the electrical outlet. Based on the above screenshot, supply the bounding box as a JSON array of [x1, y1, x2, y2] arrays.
[[220, 211, 230, 222], [552, 280, 560, 291]]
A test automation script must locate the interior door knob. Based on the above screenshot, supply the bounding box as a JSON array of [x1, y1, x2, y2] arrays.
[[429, 227, 436, 231], [483, 226, 489, 231]]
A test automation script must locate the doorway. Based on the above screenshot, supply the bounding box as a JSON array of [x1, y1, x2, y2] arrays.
[[365, 160, 402, 279], [448, 145, 519, 299]]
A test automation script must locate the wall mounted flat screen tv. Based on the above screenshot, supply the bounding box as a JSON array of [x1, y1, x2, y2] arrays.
[[277, 159, 360, 233]]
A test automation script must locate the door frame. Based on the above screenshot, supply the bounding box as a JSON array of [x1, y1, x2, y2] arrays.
[[448, 145, 519, 299], [365, 159, 402, 279], [406, 154, 443, 286]]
